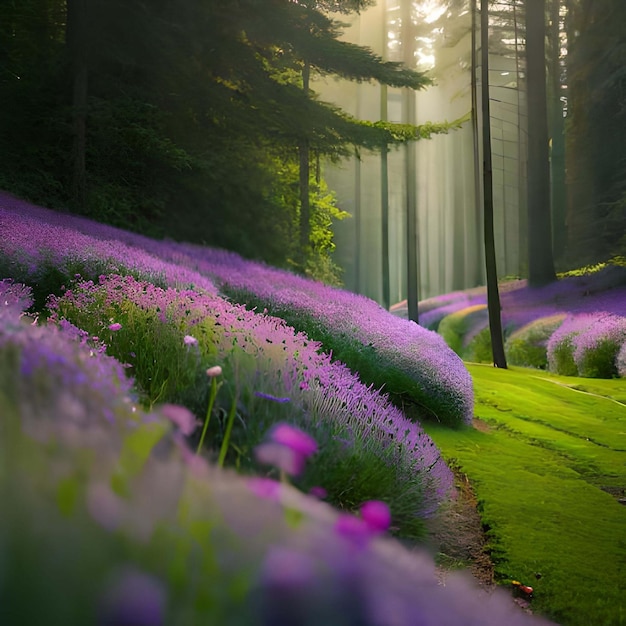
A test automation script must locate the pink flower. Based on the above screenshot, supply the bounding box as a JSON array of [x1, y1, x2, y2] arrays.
[[160, 404, 197, 436], [183, 334, 198, 346], [360, 500, 391, 534], [108, 322, 122, 332], [270, 423, 317, 458], [247, 477, 282, 501], [206, 365, 223, 378], [309, 486, 327, 499], [254, 442, 306, 476]]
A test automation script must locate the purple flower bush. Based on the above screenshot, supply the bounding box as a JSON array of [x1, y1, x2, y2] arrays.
[[49, 273, 453, 519], [0, 283, 555, 626], [0, 278, 33, 323], [505, 314, 567, 369], [0, 192, 472, 426], [410, 266, 626, 378], [0, 194, 216, 300], [151, 243, 474, 427], [571, 314, 626, 378], [547, 314, 602, 376]]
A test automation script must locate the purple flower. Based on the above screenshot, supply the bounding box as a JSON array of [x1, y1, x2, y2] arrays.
[[183, 334, 198, 346], [270, 423, 317, 457], [247, 477, 282, 501], [98, 568, 166, 626], [254, 441, 306, 476], [86, 482, 125, 532], [108, 322, 122, 332], [334, 513, 372, 549], [260, 546, 315, 589], [360, 500, 391, 534], [254, 391, 291, 403], [309, 486, 327, 499], [159, 404, 197, 436]]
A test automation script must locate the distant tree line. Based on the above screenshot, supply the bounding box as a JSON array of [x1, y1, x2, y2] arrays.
[[0, 0, 452, 281], [564, 0, 626, 265]]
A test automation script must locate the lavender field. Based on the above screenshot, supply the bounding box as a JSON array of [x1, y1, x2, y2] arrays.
[[0, 193, 561, 625], [395, 266, 626, 378]]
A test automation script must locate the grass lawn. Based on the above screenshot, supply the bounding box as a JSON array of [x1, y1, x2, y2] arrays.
[[424, 364, 626, 626]]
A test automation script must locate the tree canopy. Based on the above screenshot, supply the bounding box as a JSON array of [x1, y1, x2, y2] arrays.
[[0, 0, 451, 278]]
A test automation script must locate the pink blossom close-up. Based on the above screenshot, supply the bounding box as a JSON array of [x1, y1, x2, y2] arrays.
[[270, 423, 317, 458]]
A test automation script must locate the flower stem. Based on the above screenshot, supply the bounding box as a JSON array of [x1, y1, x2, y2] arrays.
[[217, 395, 238, 468], [196, 377, 218, 455]]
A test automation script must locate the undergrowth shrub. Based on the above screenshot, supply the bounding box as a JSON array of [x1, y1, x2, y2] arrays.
[[221, 284, 472, 428], [49, 274, 453, 533], [505, 314, 567, 369], [547, 315, 598, 376], [572, 315, 626, 378], [437, 305, 488, 358], [464, 326, 494, 363]]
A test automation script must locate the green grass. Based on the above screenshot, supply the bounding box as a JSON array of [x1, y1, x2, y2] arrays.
[[424, 364, 626, 626]]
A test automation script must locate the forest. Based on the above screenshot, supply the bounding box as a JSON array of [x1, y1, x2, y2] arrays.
[[1, 1, 626, 625], [2, 0, 623, 287]]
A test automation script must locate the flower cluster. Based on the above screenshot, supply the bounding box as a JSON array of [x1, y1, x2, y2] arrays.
[[0, 197, 216, 294], [140, 242, 474, 426], [50, 273, 453, 513]]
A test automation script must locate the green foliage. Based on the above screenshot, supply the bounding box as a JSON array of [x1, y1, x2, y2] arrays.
[[548, 335, 579, 376], [505, 314, 567, 369], [575, 338, 621, 379], [437, 305, 488, 358], [0, 0, 449, 276], [464, 327, 493, 363], [298, 431, 426, 540], [53, 290, 215, 412]]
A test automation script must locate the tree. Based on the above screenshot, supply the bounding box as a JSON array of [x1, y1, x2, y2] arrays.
[[479, 0, 507, 367], [565, 0, 626, 264], [525, 0, 557, 286]]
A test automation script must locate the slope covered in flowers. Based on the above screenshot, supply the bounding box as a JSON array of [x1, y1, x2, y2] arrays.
[[400, 267, 626, 378], [0, 195, 558, 624], [0, 191, 473, 426]]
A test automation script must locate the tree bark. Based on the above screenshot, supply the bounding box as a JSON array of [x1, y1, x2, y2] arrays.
[[403, 0, 419, 324], [526, 0, 557, 285], [481, 0, 507, 368]]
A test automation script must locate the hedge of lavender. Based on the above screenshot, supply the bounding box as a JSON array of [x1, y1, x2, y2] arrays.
[[403, 267, 626, 378], [1, 281, 557, 626], [0, 192, 473, 427], [49, 273, 453, 523], [162, 244, 473, 427]]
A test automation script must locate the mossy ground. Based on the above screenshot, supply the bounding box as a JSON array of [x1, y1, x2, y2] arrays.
[[424, 364, 626, 626]]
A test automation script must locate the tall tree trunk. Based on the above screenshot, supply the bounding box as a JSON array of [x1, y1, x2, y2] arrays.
[[403, 0, 419, 324], [299, 60, 311, 268], [381, 139, 390, 310], [526, 0, 557, 285], [67, 0, 88, 209], [548, 0, 567, 262], [380, 82, 390, 309], [481, 0, 507, 368]]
